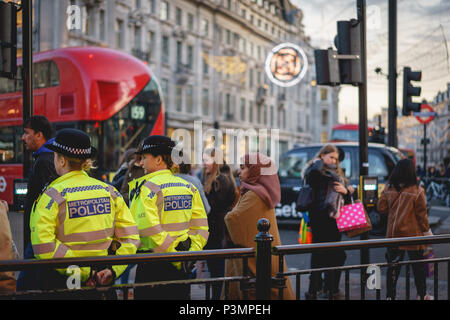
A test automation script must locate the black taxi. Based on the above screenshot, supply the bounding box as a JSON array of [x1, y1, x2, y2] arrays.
[[276, 142, 404, 235]]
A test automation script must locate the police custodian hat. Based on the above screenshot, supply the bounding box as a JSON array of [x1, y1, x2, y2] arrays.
[[46, 128, 97, 159], [135, 135, 175, 156]]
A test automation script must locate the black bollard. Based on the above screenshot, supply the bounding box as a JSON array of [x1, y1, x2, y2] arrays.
[[255, 218, 273, 300]]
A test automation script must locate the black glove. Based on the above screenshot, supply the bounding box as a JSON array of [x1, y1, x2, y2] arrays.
[[175, 237, 192, 251]]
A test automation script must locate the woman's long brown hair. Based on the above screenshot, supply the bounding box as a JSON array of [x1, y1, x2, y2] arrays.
[[305, 144, 348, 184]]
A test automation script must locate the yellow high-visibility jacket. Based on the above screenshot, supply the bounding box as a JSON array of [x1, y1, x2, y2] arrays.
[[30, 170, 140, 282], [129, 169, 209, 255]]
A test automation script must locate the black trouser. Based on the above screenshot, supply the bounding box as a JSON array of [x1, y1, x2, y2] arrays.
[[308, 211, 347, 295], [386, 248, 426, 299], [135, 260, 190, 300], [206, 258, 225, 300]]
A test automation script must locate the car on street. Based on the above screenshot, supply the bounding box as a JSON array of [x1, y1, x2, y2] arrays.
[[276, 142, 404, 235]]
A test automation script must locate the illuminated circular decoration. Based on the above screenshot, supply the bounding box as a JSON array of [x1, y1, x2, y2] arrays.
[[265, 43, 308, 87]]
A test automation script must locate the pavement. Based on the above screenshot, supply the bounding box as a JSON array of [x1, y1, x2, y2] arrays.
[[5, 205, 450, 300]]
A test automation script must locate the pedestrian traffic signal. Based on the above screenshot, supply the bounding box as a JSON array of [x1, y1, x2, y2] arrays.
[[314, 19, 363, 87], [334, 19, 362, 85], [0, 1, 17, 79], [402, 67, 422, 116], [314, 48, 340, 86]]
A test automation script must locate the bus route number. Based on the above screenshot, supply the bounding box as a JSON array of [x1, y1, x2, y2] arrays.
[[131, 105, 146, 120]]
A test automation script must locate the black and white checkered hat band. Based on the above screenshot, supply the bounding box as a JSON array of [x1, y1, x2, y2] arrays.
[[142, 144, 173, 151], [53, 141, 92, 155]]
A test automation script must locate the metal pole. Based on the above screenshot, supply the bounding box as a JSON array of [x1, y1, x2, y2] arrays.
[[357, 0, 369, 265], [423, 123, 427, 181], [255, 218, 273, 300], [22, 0, 33, 179], [388, 0, 397, 148], [22, 0, 33, 251]]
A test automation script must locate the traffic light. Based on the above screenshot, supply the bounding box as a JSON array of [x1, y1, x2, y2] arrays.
[[402, 67, 422, 116], [0, 1, 17, 79], [314, 48, 340, 86], [334, 19, 362, 85], [314, 19, 362, 87]]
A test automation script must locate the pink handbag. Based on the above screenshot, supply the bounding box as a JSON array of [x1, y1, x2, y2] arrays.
[[336, 199, 370, 233]]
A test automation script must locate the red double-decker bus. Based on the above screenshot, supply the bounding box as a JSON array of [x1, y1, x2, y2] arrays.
[[330, 124, 386, 144], [0, 46, 165, 204]]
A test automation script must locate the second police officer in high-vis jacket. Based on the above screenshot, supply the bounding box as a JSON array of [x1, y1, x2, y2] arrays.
[[30, 129, 140, 294], [129, 135, 209, 300]]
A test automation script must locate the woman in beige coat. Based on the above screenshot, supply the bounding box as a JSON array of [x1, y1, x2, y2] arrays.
[[378, 159, 433, 300], [224, 153, 295, 300], [0, 200, 16, 293]]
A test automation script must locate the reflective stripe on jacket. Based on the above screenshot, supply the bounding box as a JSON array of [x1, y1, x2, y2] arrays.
[[30, 170, 140, 282], [129, 169, 209, 254]]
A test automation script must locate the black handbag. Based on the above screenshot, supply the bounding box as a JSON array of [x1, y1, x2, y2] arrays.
[[296, 184, 313, 212]]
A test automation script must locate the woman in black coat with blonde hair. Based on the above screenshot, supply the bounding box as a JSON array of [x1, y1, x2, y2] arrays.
[[304, 144, 353, 300]]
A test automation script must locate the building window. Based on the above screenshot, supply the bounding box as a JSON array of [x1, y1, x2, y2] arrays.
[[202, 89, 209, 116], [249, 69, 253, 89], [176, 41, 182, 66], [322, 109, 328, 125], [147, 31, 155, 58], [187, 45, 193, 70], [162, 36, 169, 64], [82, 5, 95, 37], [188, 13, 194, 31], [149, 0, 156, 14], [240, 98, 246, 122], [176, 7, 182, 26], [257, 105, 261, 124], [270, 105, 274, 127], [176, 85, 183, 112], [226, 93, 231, 117], [202, 19, 209, 37], [226, 29, 231, 45], [115, 19, 124, 48], [263, 104, 267, 125], [161, 78, 168, 102], [320, 88, 328, 101], [218, 92, 223, 116], [186, 85, 193, 113], [203, 51, 209, 74], [249, 101, 254, 123], [134, 26, 141, 50], [240, 38, 246, 53], [99, 10, 105, 41], [160, 1, 169, 21]]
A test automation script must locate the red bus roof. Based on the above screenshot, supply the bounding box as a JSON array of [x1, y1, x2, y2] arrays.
[[332, 124, 374, 131], [0, 46, 152, 126]]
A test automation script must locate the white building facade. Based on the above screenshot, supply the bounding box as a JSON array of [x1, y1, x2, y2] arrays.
[[25, 0, 340, 162]]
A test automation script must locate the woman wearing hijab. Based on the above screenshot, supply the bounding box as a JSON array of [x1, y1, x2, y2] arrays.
[[224, 153, 295, 300]]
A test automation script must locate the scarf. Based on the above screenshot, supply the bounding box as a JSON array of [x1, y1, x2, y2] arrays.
[[240, 153, 280, 209]]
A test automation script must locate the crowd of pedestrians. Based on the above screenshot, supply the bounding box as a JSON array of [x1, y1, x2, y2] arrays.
[[0, 117, 438, 300]]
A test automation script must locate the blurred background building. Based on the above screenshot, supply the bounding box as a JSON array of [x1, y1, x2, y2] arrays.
[[15, 0, 340, 165]]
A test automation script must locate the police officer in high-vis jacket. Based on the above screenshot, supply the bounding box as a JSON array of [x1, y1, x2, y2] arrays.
[[129, 135, 209, 299], [30, 129, 140, 294]]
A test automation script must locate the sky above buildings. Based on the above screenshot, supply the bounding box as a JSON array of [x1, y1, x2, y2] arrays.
[[293, 0, 450, 123]]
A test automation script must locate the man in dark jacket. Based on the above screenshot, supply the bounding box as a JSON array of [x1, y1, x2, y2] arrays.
[[17, 116, 58, 290]]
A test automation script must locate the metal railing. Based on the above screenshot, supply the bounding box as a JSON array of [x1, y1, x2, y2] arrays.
[[1, 219, 450, 300], [272, 232, 450, 300]]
